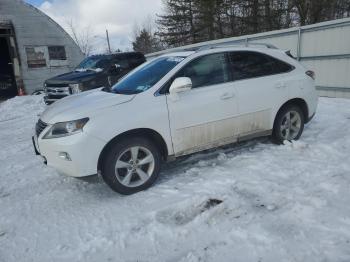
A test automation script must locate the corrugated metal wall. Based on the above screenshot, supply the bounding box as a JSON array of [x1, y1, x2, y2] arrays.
[[147, 18, 350, 98]]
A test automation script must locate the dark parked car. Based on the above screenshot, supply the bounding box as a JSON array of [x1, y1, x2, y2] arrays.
[[0, 74, 15, 97], [43, 52, 146, 104], [0, 56, 17, 98]]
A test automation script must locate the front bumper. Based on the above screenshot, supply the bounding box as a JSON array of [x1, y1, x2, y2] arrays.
[[34, 131, 106, 177], [44, 85, 71, 104], [44, 95, 68, 105], [32, 136, 40, 155], [306, 112, 316, 124]]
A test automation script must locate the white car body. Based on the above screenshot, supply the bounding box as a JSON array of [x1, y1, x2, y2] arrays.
[[34, 46, 318, 178]]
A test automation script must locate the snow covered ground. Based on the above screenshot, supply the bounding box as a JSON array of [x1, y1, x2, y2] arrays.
[[1, 95, 350, 262]]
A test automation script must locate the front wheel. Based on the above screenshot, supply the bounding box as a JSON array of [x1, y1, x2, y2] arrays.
[[31, 89, 45, 95], [272, 105, 305, 144], [101, 137, 161, 195]]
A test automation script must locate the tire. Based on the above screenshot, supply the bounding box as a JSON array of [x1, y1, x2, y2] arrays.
[[101, 137, 162, 195], [272, 105, 305, 144]]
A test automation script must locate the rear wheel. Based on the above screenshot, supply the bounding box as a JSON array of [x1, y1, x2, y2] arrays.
[[272, 105, 305, 144], [101, 137, 161, 194]]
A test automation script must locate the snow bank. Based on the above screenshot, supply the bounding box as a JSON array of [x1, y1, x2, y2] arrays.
[[0, 96, 350, 262], [0, 95, 45, 122]]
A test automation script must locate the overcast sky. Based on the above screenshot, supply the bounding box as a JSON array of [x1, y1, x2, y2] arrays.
[[25, 0, 163, 53]]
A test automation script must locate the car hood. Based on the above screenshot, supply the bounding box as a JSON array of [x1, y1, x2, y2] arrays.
[[45, 70, 102, 85], [40, 89, 135, 124]]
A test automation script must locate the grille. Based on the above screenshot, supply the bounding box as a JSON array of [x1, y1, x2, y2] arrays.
[[35, 119, 48, 137], [46, 94, 69, 99], [46, 86, 71, 97], [46, 83, 70, 88]]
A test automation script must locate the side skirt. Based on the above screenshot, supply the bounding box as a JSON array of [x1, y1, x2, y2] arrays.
[[167, 129, 272, 161], [238, 130, 272, 143]]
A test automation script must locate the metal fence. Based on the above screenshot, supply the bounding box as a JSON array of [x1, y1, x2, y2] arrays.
[[147, 17, 350, 98]]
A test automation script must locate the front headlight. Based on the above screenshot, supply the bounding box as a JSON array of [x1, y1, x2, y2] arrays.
[[43, 118, 89, 139], [69, 83, 83, 94]]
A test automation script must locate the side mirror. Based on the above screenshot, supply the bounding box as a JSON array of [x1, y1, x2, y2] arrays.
[[169, 77, 192, 94]]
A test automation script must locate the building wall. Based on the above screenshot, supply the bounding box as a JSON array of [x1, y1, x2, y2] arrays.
[[0, 0, 84, 94], [147, 18, 350, 98]]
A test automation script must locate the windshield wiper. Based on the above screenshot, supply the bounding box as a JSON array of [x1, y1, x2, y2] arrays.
[[86, 68, 98, 72], [112, 89, 140, 95], [75, 68, 100, 73], [102, 86, 112, 93]]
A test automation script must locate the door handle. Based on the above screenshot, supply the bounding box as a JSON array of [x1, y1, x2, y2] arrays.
[[220, 92, 234, 100], [275, 82, 286, 89]]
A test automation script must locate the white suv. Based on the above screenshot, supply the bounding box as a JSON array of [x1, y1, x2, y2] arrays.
[[33, 46, 318, 194]]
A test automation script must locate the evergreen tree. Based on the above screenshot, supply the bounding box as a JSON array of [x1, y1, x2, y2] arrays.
[[155, 0, 350, 48], [132, 29, 162, 54], [157, 0, 199, 47]]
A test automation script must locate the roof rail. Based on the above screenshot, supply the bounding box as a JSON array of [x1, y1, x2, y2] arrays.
[[246, 43, 278, 49], [186, 42, 279, 53]]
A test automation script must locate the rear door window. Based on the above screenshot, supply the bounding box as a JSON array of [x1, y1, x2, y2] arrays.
[[228, 51, 294, 81]]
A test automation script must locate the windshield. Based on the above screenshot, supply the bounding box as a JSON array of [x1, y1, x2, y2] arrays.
[[76, 56, 111, 72], [111, 56, 184, 95]]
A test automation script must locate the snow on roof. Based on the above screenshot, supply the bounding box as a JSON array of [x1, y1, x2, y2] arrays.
[[160, 51, 195, 58]]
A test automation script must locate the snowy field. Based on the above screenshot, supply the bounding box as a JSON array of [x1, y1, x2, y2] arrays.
[[1, 95, 350, 262]]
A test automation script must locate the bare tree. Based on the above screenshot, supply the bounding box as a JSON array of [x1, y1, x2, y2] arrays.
[[133, 15, 157, 38], [66, 19, 94, 56], [132, 16, 164, 53]]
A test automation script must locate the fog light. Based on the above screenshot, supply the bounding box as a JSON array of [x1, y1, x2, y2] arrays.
[[58, 152, 71, 161]]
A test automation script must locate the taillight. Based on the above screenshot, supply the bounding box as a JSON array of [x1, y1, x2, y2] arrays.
[[306, 70, 315, 80]]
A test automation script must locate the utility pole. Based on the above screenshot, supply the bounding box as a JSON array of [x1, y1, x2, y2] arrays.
[[106, 29, 111, 54]]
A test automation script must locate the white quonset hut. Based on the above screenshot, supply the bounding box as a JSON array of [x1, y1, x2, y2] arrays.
[[0, 0, 84, 98]]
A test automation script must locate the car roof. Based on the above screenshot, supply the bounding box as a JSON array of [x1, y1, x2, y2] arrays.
[[87, 52, 144, 59], [162, 46, 287, 58], [160, 51, 196, 58]]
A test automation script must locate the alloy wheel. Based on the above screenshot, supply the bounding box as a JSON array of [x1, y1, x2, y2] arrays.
[[114, 146, 155, 188], [279, 110, 302, 140]]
